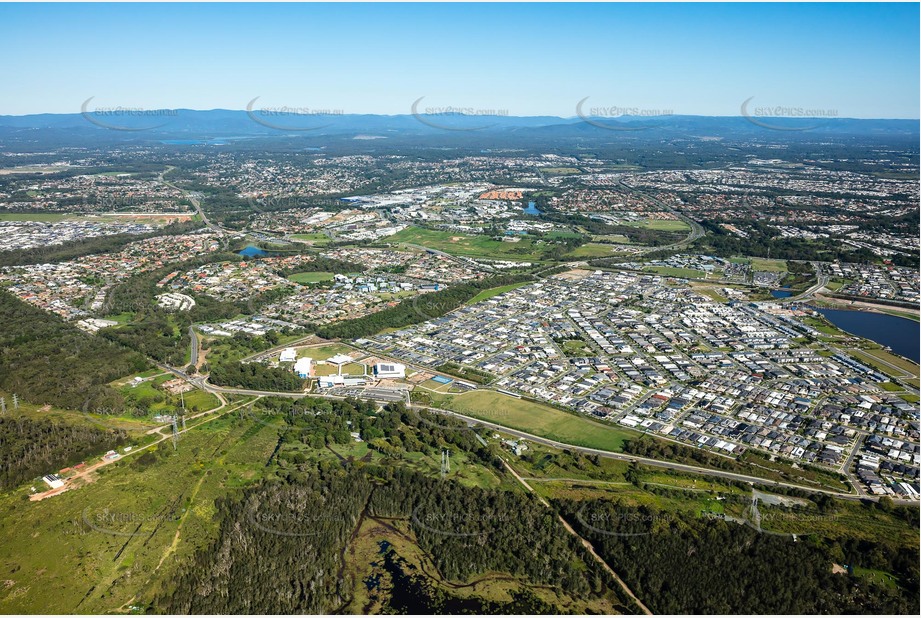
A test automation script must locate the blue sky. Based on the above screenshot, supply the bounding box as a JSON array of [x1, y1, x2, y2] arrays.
[[1, 2, 917, 118]]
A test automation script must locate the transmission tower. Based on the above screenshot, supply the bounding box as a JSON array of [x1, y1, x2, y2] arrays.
[[0, 397, 5, 414], [171, 418, 179, 451], [12, 394, 18, 410], [440, 448, 451, 478]]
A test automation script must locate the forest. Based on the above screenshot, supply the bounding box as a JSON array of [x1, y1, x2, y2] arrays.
[[557, 498, 919, 614], [0, 291, 148, 413], [208, 361, 305, 392], [155, 397, 636, 613], [0, 414, 128, 490]]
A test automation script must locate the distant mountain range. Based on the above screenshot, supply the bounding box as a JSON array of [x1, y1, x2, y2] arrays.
[[0, 109, 917, 140]]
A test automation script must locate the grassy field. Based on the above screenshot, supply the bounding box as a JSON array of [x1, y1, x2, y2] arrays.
[[289, 232, 330, 245], [299, 342, 361, 361], [564, 243, 625, 258], [849, 348, 920, 378], [624, 218, 690, 232], [0, 411, 277, 614], [591, 234, 633, 244], [385, 226, 546, 261], [287, 271, 335, 284], [751, 257, 788, 272], [431, 390, 638, 452], [466, 281, 532, 305], [643, 266, 708, 279]]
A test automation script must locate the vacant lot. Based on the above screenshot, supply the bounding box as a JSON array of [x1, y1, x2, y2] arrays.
[[287, 271, 335, 284], [385, 226, 545, 261], [466, 282, 532, 304], [432, 390, 637, 452], [624, 219, 689, 232], [643, 266, 708, 279]]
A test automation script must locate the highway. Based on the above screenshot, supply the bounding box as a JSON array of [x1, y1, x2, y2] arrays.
[[158, 166, 227, 245], [618, 180, 706, 251], [150, 352, 921, 505], [414, 406, 890, 501]]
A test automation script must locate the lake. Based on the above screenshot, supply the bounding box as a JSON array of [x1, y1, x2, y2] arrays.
[[816, 308, 919, 363], [238, 245, 269, 257], [771, 289, 793, 298], [524, 201, 542, 215]]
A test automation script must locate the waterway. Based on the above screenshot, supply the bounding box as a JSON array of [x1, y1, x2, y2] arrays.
[[238, 245, 269, 257], [816, 308, 919, 363], [524, 201, 542, 215]]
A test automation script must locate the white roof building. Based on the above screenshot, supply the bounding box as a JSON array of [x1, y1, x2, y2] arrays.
[[373, 362, 406, 379], [279, 348, 297, 363], [294, 357, 313, 378]]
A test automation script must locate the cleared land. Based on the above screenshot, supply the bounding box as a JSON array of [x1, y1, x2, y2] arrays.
[[643, 266, 708, 279], [287, 271, 335, 284], [466, 282, 532, 304], [623, 219, 690, 232], [431, 390, 638, 452], [385, 226, 546, 261]]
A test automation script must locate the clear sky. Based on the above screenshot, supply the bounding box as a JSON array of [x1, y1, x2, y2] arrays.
[[1, 2, 918, 118]]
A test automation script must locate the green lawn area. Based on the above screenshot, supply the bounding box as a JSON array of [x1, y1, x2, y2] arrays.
[[750, 257, 788, 273], [564, 243, 625, 258], [540, 167, 582, 175], [384, 226, 546, 261], [180, 389, 222, 412], [561, 339, 593, 356], [850, 348, 920, 378], [591, 234, 633, 244], [466, 281, 532, 304], [643, 266, 708, 279], [624, 218, 689, 232], [287, 271, 335, 284], [102, 311, 135, 324], [432, 390, 638, 453], [299, 343, 360, 361], [877, 381, 903, 392], [852, 567, 900, 590], [289, 232, 330, 245]]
